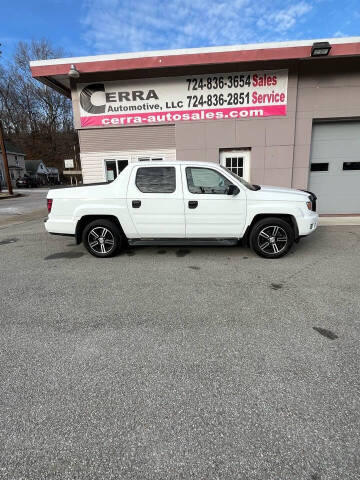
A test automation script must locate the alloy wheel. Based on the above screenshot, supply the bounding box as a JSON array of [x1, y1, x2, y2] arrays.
[[257, 225, 288, 255], [88, 227, 115, 254]]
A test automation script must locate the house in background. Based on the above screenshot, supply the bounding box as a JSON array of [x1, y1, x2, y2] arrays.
[[47, 166, 60, 184], [0, 141, 26, 187], [25, 160, 49, 185]]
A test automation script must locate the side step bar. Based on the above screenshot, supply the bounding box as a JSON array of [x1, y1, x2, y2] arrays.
[[128, 238, 239, 247]]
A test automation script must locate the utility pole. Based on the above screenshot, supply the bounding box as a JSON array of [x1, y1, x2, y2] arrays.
[[0, 44, 2, 192], [0, 121, 13, 195]]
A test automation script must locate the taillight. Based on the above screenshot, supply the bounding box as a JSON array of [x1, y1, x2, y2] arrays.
[[47, 199, 53, 213]]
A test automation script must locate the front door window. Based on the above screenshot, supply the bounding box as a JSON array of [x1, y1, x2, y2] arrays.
[[186, 167, 231, 194]]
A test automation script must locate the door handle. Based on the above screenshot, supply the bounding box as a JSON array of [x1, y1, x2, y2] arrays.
[[188, 201, 198, 209], [132, 200, 141, 208]]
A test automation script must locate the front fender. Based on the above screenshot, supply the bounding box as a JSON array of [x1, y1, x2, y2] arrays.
[[244, 203, 303, 243]]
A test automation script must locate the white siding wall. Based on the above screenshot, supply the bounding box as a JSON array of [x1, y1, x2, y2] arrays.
[[78, 125, 175, 152], [80, 149, 176, 184]]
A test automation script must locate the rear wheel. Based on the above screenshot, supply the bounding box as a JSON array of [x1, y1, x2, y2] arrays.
[[82, 219, 123, 258], [250, 217, 294, 259]]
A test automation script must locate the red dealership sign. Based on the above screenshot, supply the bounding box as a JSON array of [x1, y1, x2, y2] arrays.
[[78, 70, 288, 127]]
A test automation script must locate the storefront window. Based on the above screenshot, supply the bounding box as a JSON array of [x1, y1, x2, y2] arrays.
[[105, 159, 128, 181], [137, 157, 164, 162], [105, 160, 117, 181], [117, 160, 128, 173]]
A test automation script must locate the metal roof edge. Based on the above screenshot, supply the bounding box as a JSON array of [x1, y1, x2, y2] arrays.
[[30, 37, 360, 67]]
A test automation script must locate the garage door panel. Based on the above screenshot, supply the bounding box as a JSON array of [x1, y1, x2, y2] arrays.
[[313, 194, 360, 215], [310, 175, 360, 189], [309, 122, 360, 214], [311, 140, 360, 159], [311, 180, 360, 214], [312, 122, 360, 141]]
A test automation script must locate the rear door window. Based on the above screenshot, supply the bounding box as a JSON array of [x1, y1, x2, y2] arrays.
[[135, 167, 176, 193]]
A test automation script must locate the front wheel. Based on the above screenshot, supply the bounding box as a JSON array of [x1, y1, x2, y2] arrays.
[[82, 219, 123, 258], [250, 217, 294, 259]]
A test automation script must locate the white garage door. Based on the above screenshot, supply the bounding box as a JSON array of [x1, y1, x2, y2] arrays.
[[308, 122, 360, 214]]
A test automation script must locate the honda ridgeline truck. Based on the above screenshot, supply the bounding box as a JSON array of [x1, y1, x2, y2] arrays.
[[45, 161, 318, 259]]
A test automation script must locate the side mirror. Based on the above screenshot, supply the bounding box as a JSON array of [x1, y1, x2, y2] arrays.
[[227, 184, 240, 196]]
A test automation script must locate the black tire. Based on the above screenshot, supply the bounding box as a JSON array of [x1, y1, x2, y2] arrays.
[[82, 219, 123, 258], [250, 217, 294, 259]]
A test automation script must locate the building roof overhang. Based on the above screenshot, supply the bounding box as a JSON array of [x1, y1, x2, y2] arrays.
[[30, 37, 360, 97]]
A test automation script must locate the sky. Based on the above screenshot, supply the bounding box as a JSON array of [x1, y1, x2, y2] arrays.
[[1, 0, 360, 61]]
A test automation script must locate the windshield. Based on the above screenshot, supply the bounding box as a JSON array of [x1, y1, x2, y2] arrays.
[[220, 166, 259, 191]]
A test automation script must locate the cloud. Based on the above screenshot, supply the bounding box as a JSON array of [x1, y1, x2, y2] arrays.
[[333, 30, 345, 37], [265, 2, 312, 32], [81, 0, 313, 54]]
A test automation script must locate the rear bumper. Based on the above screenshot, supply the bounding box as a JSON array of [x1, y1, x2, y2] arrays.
[[44, 218, 76, 235], [297, 212, 319, 236]]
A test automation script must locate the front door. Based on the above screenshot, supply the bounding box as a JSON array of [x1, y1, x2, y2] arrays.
[[181, 165, 247, 238], [220, 150, 250, 181], [127, 164, 185, 238]]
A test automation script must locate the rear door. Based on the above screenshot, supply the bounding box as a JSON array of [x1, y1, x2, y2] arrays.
[[181, 165, 247, 238], [127, 164, 185, 237]]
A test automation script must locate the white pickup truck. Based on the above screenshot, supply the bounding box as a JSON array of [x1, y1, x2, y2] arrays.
[[45, 161, 318, 259]]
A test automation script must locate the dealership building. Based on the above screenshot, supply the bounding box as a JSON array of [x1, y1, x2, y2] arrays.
[[30, 37, 360, 214]]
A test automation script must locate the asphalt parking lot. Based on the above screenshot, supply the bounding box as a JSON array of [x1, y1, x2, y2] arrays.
[[0, 219, 359, 480], [0, 189, 47, 226]]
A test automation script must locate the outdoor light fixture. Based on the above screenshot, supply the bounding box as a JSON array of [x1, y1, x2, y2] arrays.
[[68, 64, 80, 78], [311, 41, 332, 57]]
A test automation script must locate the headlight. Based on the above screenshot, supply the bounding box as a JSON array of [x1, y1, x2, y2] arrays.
[[306, 201, 312, 210]]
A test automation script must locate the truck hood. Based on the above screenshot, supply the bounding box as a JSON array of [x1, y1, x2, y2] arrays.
[[250, 185, 310, 202], [260, 185, 308, 196]]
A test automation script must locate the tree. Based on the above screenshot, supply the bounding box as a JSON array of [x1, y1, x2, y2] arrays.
[[0, 39, 78, 172]]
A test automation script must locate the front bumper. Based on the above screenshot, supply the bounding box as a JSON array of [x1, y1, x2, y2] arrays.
[[297, 211, 319, 236]]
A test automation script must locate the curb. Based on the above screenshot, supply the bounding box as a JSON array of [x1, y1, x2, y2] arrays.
[[319, 217, 360, 226]]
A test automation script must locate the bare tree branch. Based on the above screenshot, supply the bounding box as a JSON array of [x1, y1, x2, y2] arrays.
[[0, 39, 78, 173]]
